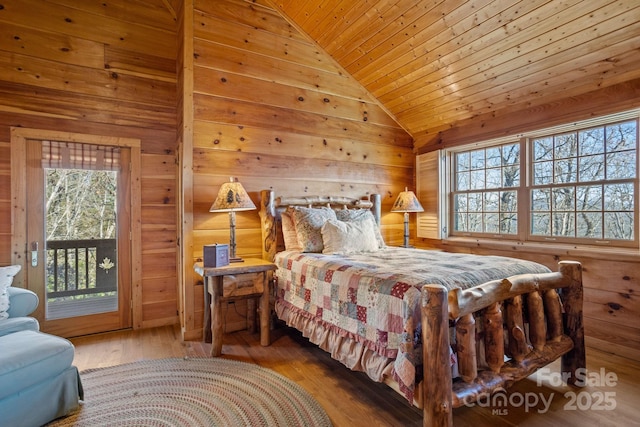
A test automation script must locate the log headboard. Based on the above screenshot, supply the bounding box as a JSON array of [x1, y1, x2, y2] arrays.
[[259, 189, 381, 262]]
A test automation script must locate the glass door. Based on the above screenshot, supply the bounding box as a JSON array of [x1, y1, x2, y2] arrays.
[[26, 138, 132, 337]]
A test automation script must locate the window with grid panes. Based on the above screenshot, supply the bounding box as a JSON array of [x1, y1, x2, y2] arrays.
[[452, 143, 520, 237], [448, 114, 638, 248]]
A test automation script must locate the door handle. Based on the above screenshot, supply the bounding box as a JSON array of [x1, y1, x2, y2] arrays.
[[31, 241, 38, 267]]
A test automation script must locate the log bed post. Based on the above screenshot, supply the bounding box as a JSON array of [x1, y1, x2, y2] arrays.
[[260, 189, 277, 262], [505, 295, 530, 362], [544, 289, 564, 341], [558, 260, 586, 385], [483, 302, 504, 373], [422, 284, 453, 427], [370, 193, 381, 226], [455, 313, 477, 382]]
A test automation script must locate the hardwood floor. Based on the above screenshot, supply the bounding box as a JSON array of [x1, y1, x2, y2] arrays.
[[69, 324, 639, 427]]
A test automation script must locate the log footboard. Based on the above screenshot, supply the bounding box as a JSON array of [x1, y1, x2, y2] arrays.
[[421, 260, 585, 427], [259, 189, 586, 427]]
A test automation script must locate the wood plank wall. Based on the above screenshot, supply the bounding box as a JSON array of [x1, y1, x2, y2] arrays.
[[413, 86, 640, 362], [182, 0, 414, 339], [0, 0, 179, 330]]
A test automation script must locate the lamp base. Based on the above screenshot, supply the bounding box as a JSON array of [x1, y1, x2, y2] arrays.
[[403, 212, 410, 248], [229, 257, 244, 263]]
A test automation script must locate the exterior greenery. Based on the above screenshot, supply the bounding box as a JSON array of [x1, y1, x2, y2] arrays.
[[45, 169, 117, 297], [46, 169, 117, 241]]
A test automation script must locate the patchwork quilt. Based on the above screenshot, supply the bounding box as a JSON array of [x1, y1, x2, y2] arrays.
[[274, 247, 551, 401]]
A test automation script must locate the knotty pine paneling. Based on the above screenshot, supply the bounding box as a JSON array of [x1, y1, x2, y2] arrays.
[[0, 145, 9, 245], [194, 11, 341, 75], [105, 46, 176, 81], [193, 121, 413, 168], [140, 153, 176, 177], [0, 0, 176, 59], [414, 78, 640, 152], [51, 0, 177, 33], [273, 1, 640, 140], [194, 94, 411, 146], [0, 21, 105, 69], [193, 67, 401, 129], [193, 151, 408, 186], [141, 178, 177, 205], [349, 0, 479, 86], [141, 228, 177, 254], [193, 39, 374, 101], [181, 0, 414, 339], [405, 46, 640, 136], [0, 83, 176, 132], [586, 318, 640, 358], [142, 252, 177, 282], [0, 0, 179, 333], [0, 112, 177, 155], [197, 0, 307, 42], [142, 276, 179, 305], [0, 142, 8, 266], [315, 2, 417, 59], [0, 51, 175, 106], [189, 0, 414, 248]]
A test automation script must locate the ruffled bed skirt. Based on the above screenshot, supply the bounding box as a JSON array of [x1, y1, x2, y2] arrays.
[[275, 300, 395, 383]]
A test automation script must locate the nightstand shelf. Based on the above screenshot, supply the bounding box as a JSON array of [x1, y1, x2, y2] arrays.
[[194, 258, 276, 357]]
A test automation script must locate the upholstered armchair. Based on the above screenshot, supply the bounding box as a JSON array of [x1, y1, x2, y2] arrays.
[[0, 266, 83, 427], [0, 286, 40, 336]]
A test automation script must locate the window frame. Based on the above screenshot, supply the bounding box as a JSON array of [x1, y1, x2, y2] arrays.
[[449, 140, 525, 241], [445, 111, 639, 249]]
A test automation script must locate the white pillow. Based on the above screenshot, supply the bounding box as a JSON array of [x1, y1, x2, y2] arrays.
[[0, 265, 22, 320], [335, 209, 386, 249], [321, 218, 380, 255]]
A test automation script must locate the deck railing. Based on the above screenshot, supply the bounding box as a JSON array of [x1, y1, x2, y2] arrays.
[[46, 238, 117, 298]]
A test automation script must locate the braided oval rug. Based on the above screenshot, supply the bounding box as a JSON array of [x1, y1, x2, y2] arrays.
[[48, 357, 332, 426]]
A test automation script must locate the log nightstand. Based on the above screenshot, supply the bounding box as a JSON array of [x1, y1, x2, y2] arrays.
[[194, 258, 277, 357]]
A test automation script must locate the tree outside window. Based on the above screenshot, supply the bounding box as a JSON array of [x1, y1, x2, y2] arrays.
[[531, 120, 636, 242], [450, 118, 637, 247]]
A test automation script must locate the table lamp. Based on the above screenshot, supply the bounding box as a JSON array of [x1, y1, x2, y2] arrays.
[[391, 187, 424, 248], [209, 177, 256, 262]]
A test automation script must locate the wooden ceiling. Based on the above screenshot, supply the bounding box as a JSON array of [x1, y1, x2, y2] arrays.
[[268, 0, 640, 141]]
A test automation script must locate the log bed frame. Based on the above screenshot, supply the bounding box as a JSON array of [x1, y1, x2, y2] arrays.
[[259, 189, 586, 426]]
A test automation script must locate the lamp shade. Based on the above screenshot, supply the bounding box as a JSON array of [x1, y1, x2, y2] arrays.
[[391, 188, 424, 213], [209, 178, 256, 212]]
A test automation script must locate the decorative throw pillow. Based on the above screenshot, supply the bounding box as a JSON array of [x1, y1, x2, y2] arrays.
[[335, 209, 386, 249], [281, 210, 302, 251], [290, 206, 337, 253], [321, 218, 380, 255], [0, 265, 22, 320]]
